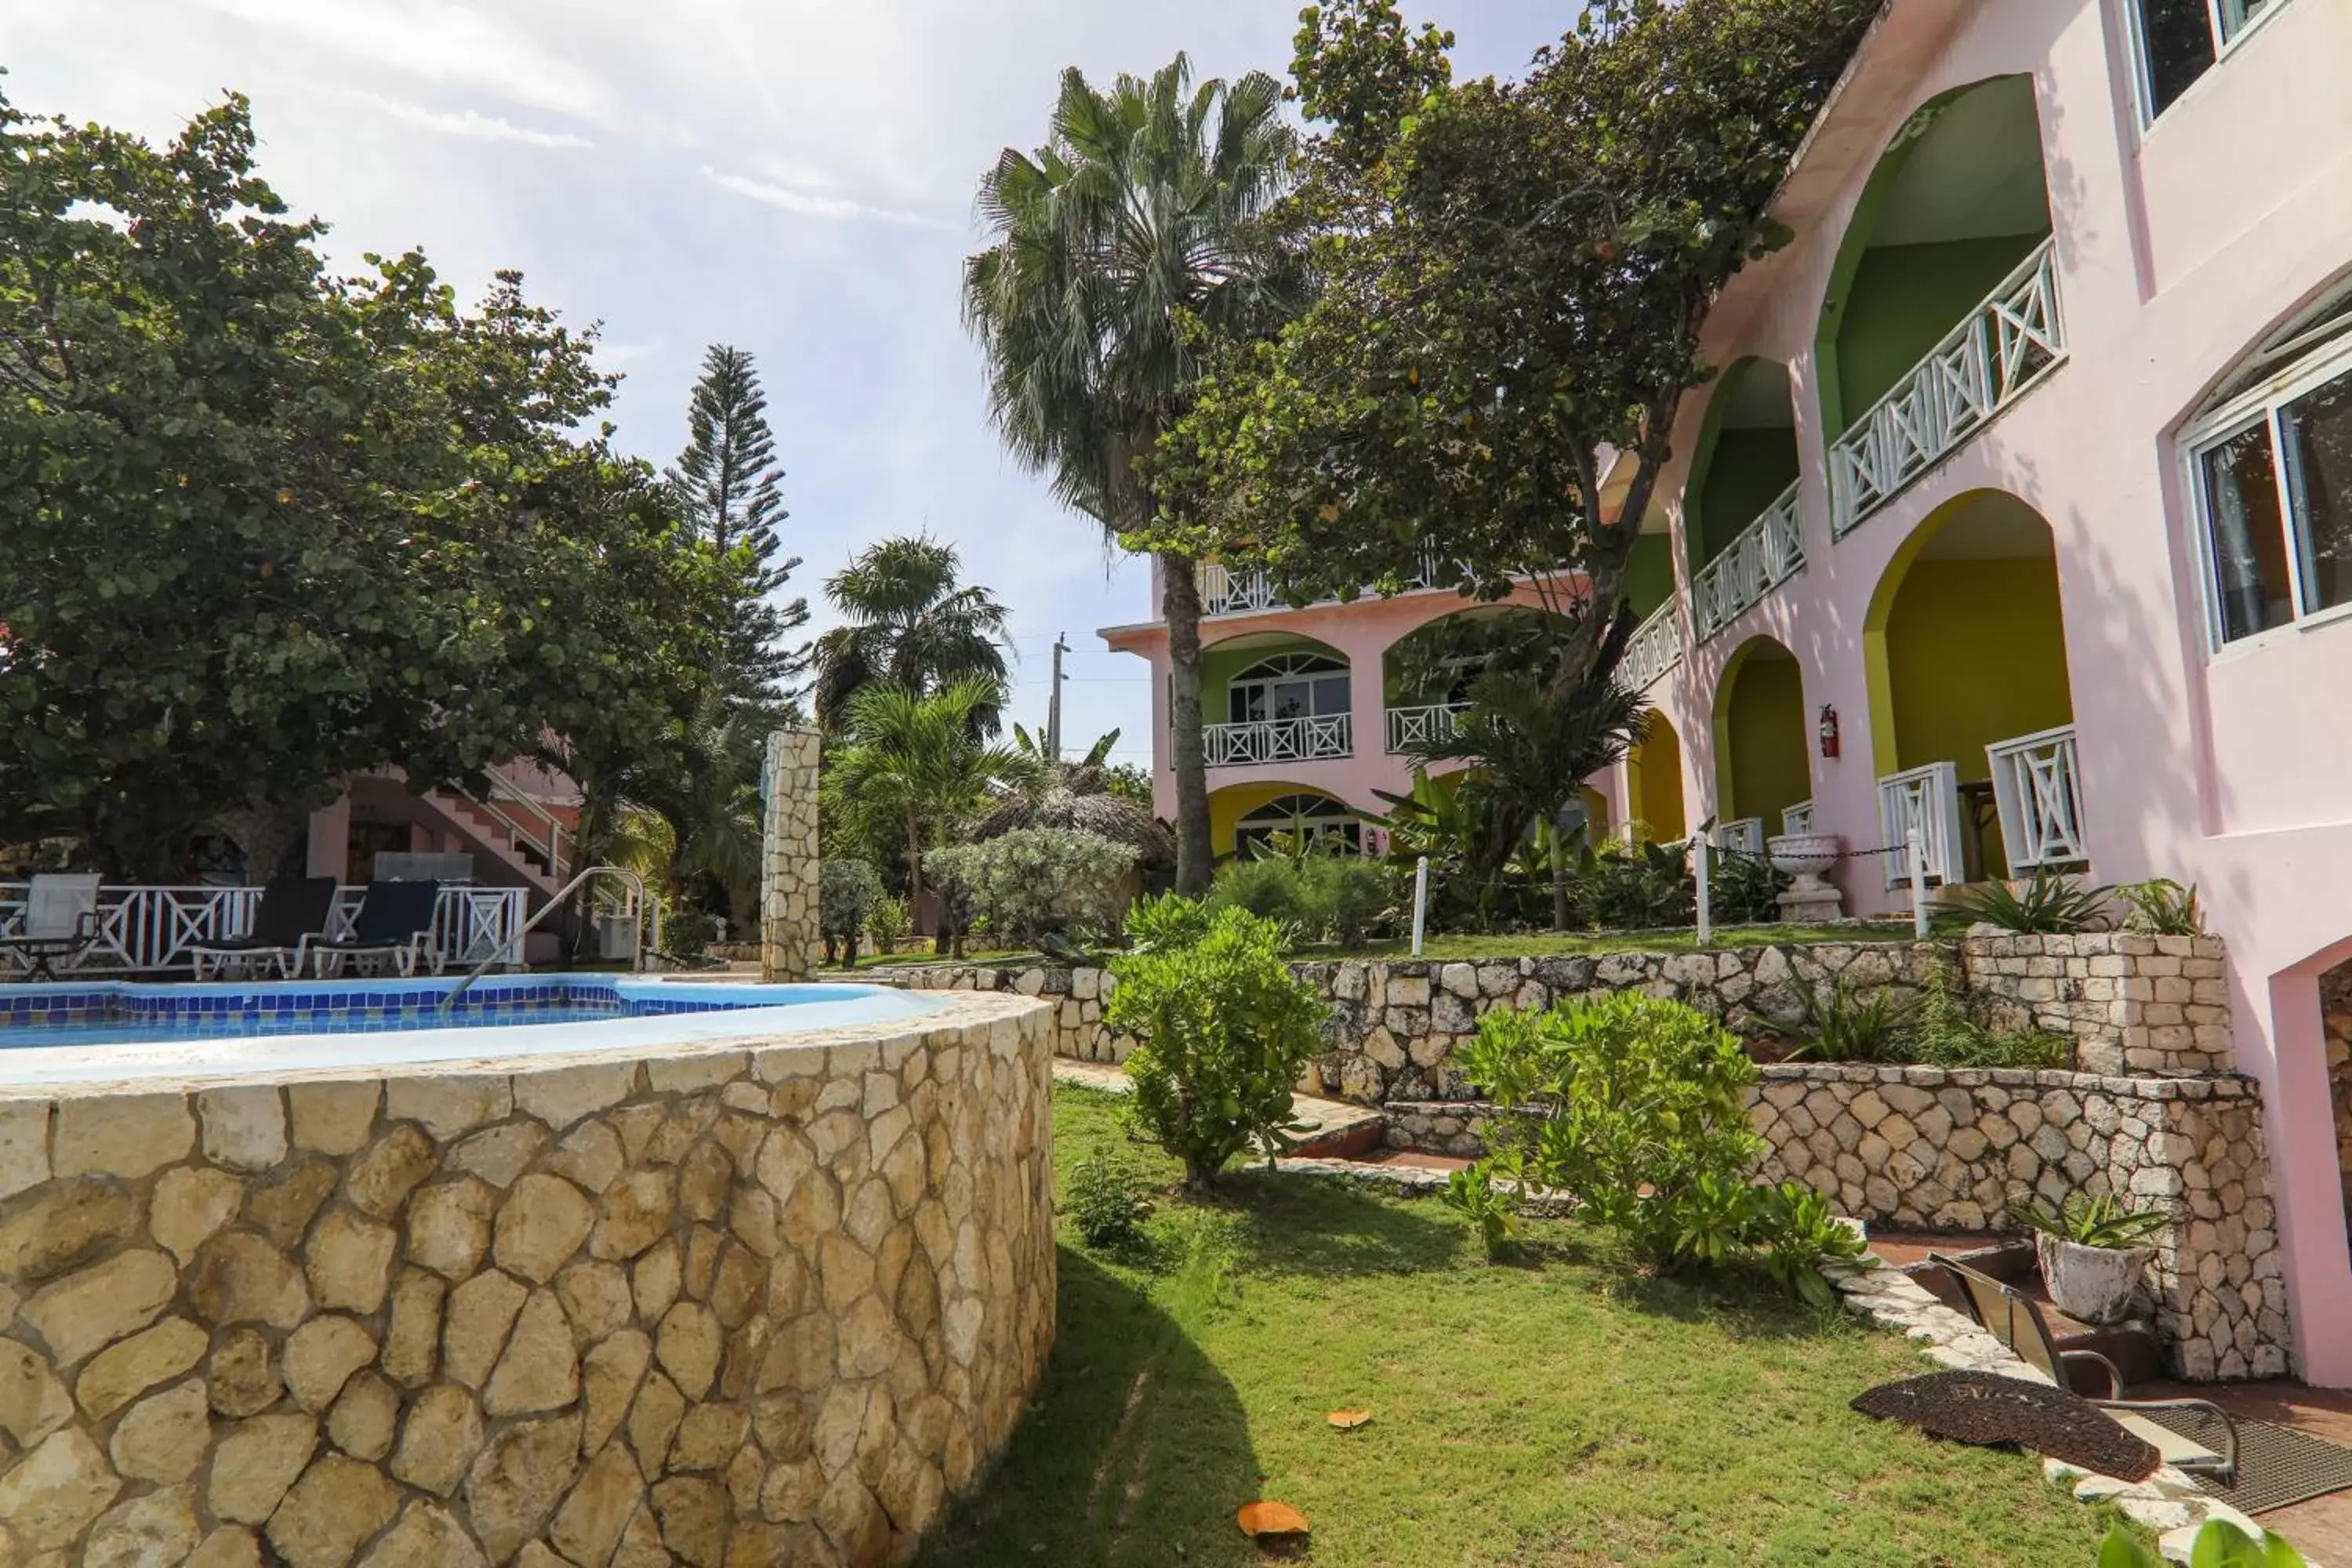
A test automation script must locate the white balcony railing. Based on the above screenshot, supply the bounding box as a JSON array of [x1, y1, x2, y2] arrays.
[[1986, 724, 2087, 876], [0, 884, 529, 977], [1196, 543, 1509, 619], [1621, 601, 1685, 693], [1385, 702, 1471, 754], [1780, 801, 1815, 837], [1716, 818, 1768, 858], [1829, 238, 2066, 539], [1693, 481, 1806, 642], [1203, 714, 1352, 768], [1876, 762, 1965, 890]]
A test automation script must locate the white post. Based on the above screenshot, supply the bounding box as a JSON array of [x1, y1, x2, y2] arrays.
[[1410, 856, 1429, 957], [1693, 833, 1713, 946], [1908, 825, 1930, 938]]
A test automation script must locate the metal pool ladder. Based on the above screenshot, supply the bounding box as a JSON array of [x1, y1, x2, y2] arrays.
[[439, 865, 648, 1011]]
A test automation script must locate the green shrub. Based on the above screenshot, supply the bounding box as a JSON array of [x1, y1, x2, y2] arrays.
[[1457, 993, 1760, 1269], [1570, 837, 1695, 930], [1207, 855, 1321, 936], [1948, 867, 2112, 934], [865, 893, 910, 955], [1065, 1156, 1154, 1250], [1911, 965, 2071, 1069], [1743, 1180, 1868, 1309], [661, 906, 718, 957], [1439, 1163, 1520, 1261], [932, 828, 1135, 948], [1759, 972, 1922, 1063], [1302, 854, 1392, 947], [1107, 898, 1329, 1192], [819, 859, 885, 964], [2118, 878, 2206, 937], [1711, 848, 1791, 924]]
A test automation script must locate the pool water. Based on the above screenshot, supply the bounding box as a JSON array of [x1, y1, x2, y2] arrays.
[[0, 975, 942, 1087]]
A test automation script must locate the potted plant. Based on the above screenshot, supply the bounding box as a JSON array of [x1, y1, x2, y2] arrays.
[[2013, 1191, 2168, 1325]]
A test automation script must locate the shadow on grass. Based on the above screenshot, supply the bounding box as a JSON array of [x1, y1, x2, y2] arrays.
[[1213, 1168, 1472, 1278], [916, 1247, 1265, 1568]]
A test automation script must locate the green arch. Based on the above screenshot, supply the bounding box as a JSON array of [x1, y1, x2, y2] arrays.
[[1682, 358, 1799, 575]]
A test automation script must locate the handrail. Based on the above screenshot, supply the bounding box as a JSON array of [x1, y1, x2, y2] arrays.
[[462, 775, 569, 880], [439, 864, 647, 1010]]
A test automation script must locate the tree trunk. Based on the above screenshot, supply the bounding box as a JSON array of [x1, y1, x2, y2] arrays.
[[1162, 553, 1214, 898]]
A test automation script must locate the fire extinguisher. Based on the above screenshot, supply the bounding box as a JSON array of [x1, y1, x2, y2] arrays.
[[1818, 705, 1841, 760]]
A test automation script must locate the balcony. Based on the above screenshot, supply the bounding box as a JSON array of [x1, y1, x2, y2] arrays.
[[1829, 238, 2066, 539], [1693, 481, 1805, 642], [1621, 601, 1685, 693], [1203, 714, 1353, 768], [1385, 702, 1469, 754], [1987, 725, 2086, 876]]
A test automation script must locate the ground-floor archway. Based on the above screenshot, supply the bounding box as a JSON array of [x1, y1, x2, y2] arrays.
[[1207, 782, 1362, 861], [1624, 713, 1687, 842], [1864, 489, 2075, 882], [1713, 637, 1811, 840]]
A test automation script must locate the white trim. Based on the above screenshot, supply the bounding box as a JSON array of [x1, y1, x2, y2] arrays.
[[2129, 0, 2299, 130]]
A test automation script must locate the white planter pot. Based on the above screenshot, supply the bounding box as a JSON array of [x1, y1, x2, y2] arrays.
[[2035, 1234, 2152, 1325]]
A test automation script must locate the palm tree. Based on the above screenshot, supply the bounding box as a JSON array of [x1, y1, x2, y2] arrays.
[[963, 53, 1301, 895], [811, 536, 1012, 728], [821, 677, 1040, 924]]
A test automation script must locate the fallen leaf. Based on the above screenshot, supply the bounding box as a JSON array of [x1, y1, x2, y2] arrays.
[[1326, 1409, 1372, 1430], [1236, 1501, 1311, 1538]]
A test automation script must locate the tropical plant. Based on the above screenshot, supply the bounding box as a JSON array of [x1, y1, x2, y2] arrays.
[[924, 828, 1135, 949], [666, 343, 809, 709], [1456, 994, 1762, 1270], [1439, 1163, 1519, 1262], [865, 894, 910, 956], [1711, 844, 1794, 925], [2100, 1519, 2303, 1566], [1207, 851, 1395, 950], [1107, 898, 1329, 1191], [1759, 973, 1923, 1064], [1149, 0, 1882, 829], [981, 726, 1175, 866], [1572, 836, 1696, 931], [1949, 868, 2114, 934], [964, 54, 1304, 898], [1207, 857, 1319, 938], [1911, 964, 2071, 1069], [818, 858, 886, 967], [2014, 1192, 2171, 1251], [820, 678, 1040, 924], [811, 537, 1012, 728], [1065, 1156, 1156, 1252], [2118, 878, 2207, 937], [1743, 1180, 1870, 1309]]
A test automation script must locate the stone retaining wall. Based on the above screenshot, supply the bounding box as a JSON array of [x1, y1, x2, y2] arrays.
[[1389, 1063, 2287, 1381], [1964, 932, 2234, 1075], [0, 992, 1055, 1567]]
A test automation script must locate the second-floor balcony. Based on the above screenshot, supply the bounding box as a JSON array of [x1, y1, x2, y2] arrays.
[[1829, 238, 2067, 539], [1693, 480, 1806, 642], [1384, 702, 1468, 754], [1203, 713, 1353, 768], [1621, 601, 1685, 693]]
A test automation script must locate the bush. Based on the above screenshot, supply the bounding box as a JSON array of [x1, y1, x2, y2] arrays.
[[1759, 972, 1923, 1064], [1457, 994, 1761, 1269], [865, 892, 910, 955], [1948, 867, 2112, 934], [1911, 965, 2071, 1069], [819, 859, 885, 964], [1107, 897, 1329, 1191], [931, 828, 1134, 949], [1570, 837, 1695, 930], [1208, 855, 1321, 935], [1065, 1156, 1155, 1250], [1304, 854, 1392, 947], [2118, 878, 2205, 937], [1711, 848, 1791, 924], [1207, 851, 1396, 949], [661, 906, 718, 957]]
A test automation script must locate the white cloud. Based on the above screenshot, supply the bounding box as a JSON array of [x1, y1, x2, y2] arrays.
[[702, 168, 949, 230], [347, 93, 592, 150]]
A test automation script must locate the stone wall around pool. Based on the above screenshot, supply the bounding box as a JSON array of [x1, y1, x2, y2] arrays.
[[0, 989, 1055, 1568]]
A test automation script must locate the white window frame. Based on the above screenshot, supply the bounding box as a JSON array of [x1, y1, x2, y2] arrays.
[[1225, 653, 1350, 726], [2183, 320, 2352, 653], [2126, 0, 2298, 129], [1235, 794, 1363, 855]]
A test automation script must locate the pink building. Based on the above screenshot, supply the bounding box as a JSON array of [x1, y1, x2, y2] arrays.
[[1104, 0, 2352, 1384]]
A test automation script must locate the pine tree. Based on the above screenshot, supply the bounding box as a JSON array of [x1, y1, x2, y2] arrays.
[[667, 344, 810, 708]]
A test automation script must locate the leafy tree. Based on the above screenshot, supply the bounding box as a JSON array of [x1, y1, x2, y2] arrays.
[[811, 536, 1011, 728], [964, 54, 1303, 897], [1147, 0, 1879, 803], [984, 726, 1174, 865], [0, 92, 730, 878], [818, 677, 1039, 926], [666, 343, 811, 710], [924, 827, 1134, 949]]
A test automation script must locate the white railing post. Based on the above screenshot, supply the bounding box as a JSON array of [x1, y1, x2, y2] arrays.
[[1693, 835, 1712, 946], [1410, 857, 1429, 958], [1908, 826, 1930, 938], [1986, 724, 2086, 875]]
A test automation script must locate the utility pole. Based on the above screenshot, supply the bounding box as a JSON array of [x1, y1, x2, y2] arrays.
[[1045, 633, 1069, 763]]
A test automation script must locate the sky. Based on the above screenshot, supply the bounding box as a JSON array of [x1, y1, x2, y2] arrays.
[[2, 0, 1574, 773]]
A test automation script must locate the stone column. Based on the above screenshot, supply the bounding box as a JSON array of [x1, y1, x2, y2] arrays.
[[761, 728, 822, 982]]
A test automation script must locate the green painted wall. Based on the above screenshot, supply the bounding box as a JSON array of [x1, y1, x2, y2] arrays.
[[1624, 534, 1676, 619], [1722, 653, 1810, 827], [1834, 234, 2045, 430], [1693, 430, 1800, 569], [1885, 557, 2073, 782]]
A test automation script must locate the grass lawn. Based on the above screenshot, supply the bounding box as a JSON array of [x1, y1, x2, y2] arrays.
[[916, 1085, 2127, 1568]]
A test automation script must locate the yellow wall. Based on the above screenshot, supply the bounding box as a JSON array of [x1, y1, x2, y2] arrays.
[[1719, 648, 1811, 828], [1880, 557, 2074, 782], [1626, 717, 1687, 841], [1208, 782, 1348, 858]]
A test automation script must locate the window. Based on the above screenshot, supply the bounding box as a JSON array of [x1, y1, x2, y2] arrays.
[[2187, 289, 2352, 647], [2130, 0, 2282, 122], [1225, 653, 1350, 726], [1235, 794, 1363, 857]]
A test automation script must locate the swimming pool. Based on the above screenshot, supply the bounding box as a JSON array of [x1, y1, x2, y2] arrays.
[[0, 974, 944, 1086]]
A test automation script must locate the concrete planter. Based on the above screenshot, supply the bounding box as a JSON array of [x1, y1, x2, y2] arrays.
[[2036, 1234, 2154, 1325]]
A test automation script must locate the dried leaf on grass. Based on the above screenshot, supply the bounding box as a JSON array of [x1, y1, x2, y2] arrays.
[[1237, 1501, 1312, 1537], [1327, 1409, 1372, 1430]]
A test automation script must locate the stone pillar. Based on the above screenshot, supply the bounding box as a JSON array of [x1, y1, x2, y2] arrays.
[[762, 728, 822, 982]]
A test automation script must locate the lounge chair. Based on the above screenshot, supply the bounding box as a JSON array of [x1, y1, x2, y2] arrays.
[[305, 880, 443, 978], [0, 873, 103, 981], [187, 877, 339, 981], [1930, 1250, 2240, 1483]]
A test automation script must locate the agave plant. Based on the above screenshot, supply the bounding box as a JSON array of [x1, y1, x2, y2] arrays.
[[1948, 867, 2114, 935], [2117, 877, 2206, 937], [1756, 973, 1921, 1064], [2013, 1191, 2169, 1250]]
